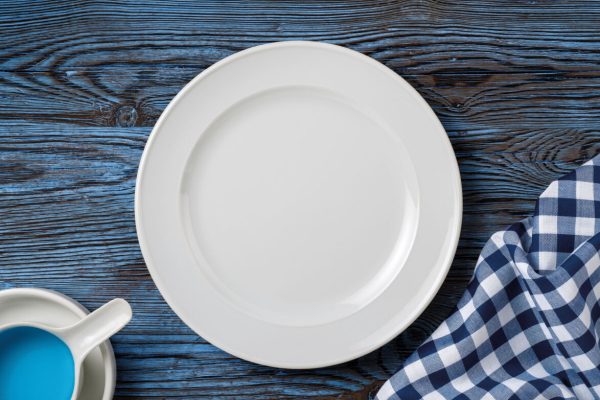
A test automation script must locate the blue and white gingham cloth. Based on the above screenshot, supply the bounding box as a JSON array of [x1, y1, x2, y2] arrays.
[[377, 156, 600, 400]]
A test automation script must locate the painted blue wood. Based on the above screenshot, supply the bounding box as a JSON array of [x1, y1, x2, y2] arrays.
[[1, 1, 600, 398]]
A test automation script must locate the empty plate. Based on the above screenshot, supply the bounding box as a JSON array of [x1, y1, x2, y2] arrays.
[[135, 41, 462, 368]]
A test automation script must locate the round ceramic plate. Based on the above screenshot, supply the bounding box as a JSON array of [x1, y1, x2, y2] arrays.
[[136, 41, 462, 368]]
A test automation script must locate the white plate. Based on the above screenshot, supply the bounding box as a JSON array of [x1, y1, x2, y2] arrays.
[[136, 41, 462, 369]]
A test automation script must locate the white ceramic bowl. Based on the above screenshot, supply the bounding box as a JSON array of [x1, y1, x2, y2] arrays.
[[0, 288, 116, 400]]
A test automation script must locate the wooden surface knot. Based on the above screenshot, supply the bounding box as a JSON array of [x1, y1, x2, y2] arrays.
[[115, 105, 138, 127]]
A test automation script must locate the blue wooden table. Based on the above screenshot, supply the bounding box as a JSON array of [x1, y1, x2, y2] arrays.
[[2, 1, 600, 398]]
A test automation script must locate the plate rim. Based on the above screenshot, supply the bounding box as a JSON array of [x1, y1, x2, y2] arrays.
[[135, 40, 463, 368]]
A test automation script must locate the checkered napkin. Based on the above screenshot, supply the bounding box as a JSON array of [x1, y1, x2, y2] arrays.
[[377, 156, 600, 400]]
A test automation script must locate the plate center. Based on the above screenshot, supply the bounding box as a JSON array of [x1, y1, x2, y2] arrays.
[[181, 86, 418, 326]]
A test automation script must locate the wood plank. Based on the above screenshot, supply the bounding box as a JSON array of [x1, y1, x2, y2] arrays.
[[1, 122, 597, 397], [2, 69, 600, 129], [1, 2, 600, 129]]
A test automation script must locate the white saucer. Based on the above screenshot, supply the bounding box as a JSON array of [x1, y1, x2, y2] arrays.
[[136, 41, 462, 368], [0, 288, 116, 400]]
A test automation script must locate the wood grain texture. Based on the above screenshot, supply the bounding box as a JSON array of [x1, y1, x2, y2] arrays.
[[1, 1, 600, 398]]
